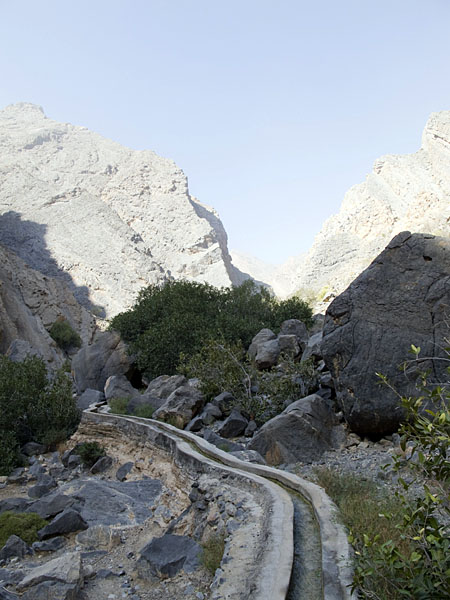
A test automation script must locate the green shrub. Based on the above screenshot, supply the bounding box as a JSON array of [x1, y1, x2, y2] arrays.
[[347, 345, 450, 599], [0, 355, 80, 475], [108, 397, 129, 415], [0, 511, 48, 547], [180, 341, 317, 422], [77, 441, 106, 468], [133, 405, 155, 419], [49, 318, 81, 350], [110, 280, 312, 379], [201, 533, 225, 574]]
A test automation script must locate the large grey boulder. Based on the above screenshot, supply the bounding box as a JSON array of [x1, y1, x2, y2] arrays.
[[153, 385, 205, 428], [104, 374, 139, 402], [77, 388, 105, 410], [62, 478, 162, 526], [321, 232, 450, 436], [217, 409, 248, 438], [301, 331, 323, 362], [17, 551, 83, 592], [137, 534, 201, 579], [248, 394, 344, 465], [0, 535, 32, 561], [37, 508, 88, 539], [145, 374, 188, 399], [280, 319, 309, 349], [72, 331, 132, 393], [248, 328, 276, 360]]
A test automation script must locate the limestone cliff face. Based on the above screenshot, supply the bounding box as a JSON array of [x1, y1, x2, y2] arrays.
[[0, 103, 240, 317], [287, 111, 450, 300], [0, 243, 96, 368], [234, 112, 450, 302]]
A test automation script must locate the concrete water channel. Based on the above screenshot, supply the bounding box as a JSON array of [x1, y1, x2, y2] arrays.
[[82, 406, 356, 600]]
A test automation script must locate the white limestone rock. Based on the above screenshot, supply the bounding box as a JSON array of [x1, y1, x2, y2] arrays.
[[287, 111, 450, 301], [0, 243, 95, 368], [0, 103, 240, 317], [234, 112, 450, 303]]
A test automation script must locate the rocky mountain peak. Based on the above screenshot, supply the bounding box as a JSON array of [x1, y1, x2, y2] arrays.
[[0, 103, 242, 317], [236, 111, 450, 303]]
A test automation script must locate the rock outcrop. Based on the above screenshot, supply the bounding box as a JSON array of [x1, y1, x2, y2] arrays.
[[0, 243, 95, 368], [321, 232, 450, 436], [0, 103, 242, 317]]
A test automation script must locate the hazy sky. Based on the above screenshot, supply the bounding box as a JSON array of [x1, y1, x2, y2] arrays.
[[1, 0, 450, 263]]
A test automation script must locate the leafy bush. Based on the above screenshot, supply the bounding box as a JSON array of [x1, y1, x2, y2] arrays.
[[49, 318, 81, 350], [108, 397, 155, 419], [110, 280, 312, 379], [0, 355, 80, 475], [0, 511, 48, 547], [133, 405, 155, 419], [77, 441, 106, 468], [345, 344, 450, 599], [108, 397, 129, 415], [180, 340, 317, 421]]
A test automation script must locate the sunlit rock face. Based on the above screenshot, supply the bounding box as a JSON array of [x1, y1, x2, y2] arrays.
[[0, 103, 241, 317], [233, 112, 450, 302], [289, 111, 450, 299]]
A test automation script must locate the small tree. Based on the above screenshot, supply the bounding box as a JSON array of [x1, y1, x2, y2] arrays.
[[0, 355, 80, 474], [49, 318, 81, 350], [110, 279, 312, 379]]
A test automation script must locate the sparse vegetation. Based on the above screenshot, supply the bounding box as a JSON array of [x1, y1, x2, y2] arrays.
[[321, 343, 450, 599], [110, 279, 312, 379], [108, 397, 155, 419], [180, 340, 317, 421], [77, 441, 106, 468], [0, 511, 48, 547], [133, 405, 155, 419], [201, 533, 226, 574], [49, 318, 81, 350], [0, 355, 80, 475], [108, 397, 129, 415]]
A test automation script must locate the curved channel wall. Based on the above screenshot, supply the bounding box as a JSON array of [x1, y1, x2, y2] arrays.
[[82, 407, 356, 600]]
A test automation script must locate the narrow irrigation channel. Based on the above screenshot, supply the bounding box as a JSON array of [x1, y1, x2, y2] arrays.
[[285, 489, 322, 600], [84, 406, 355, 600]]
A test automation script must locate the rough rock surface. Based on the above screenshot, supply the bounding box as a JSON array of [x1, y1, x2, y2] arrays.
[[137, 534, 201, 580], [153, 385, 205, 428], [248, 394, 345, 465], [321, 232, 450, 436], [72, 330, 132, 393], [0, 103, 242, 317], [0, 243, 95, 368], [233, 112, 450, 301]]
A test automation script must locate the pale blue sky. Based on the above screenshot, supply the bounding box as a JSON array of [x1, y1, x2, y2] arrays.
[[1, 0, 450, 263]]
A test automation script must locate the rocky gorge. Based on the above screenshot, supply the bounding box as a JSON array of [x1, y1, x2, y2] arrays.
[[0, 103, 449, 599]]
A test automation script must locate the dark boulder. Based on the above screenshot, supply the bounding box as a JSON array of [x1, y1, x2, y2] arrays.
[[248, 394, 344, 465], [89, 455, 113, 474], [115, 462, 134, 482], [217, 409, 248, 438], [0, 535, 32, 561], [137, 534, 201, 579], [37, 508, 88, 539], [32, 537, 66, 553], [27, 493, 74, 520], [321, 232, 450, 436], [152, 385, 205, 428]]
